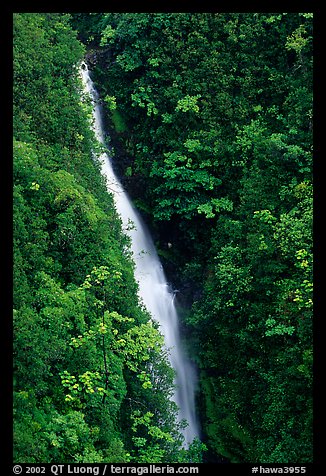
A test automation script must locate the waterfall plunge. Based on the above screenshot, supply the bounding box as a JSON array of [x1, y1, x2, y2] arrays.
[[80, 63, 199, 445]]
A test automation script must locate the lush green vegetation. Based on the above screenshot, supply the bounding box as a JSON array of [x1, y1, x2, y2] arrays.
[[13, 13, 205, 463], [71, 12, 313, 463], [13, 12, 313, 464]]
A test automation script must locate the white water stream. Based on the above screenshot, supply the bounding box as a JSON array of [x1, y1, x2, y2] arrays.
[[80, 63, 199, 445]]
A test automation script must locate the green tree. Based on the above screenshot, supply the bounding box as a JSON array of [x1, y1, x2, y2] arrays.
[[13, 13, 185, 463], [78, 12, 313, 463]]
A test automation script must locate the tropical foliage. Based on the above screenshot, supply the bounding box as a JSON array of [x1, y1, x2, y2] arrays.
[[13, 12, 313, 464], [13, 13, 204, 464], [73, 12, 313, 463]]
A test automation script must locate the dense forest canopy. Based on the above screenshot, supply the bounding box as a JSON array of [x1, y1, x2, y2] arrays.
[[13, 12, 313, 464], [13, 12, 203, 464]]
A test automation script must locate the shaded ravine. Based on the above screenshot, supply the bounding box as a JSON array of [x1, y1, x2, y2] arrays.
[[80, 62, 199, 445]]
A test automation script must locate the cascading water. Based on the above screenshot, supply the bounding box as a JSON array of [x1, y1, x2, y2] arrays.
[[80, 62, 199, 445]]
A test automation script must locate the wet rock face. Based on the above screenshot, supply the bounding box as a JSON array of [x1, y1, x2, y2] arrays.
[[85, 49, 98, 67], [85, 46, 113, 70]]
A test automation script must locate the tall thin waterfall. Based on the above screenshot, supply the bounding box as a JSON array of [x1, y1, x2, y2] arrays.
[[80, 63, 199, 445]]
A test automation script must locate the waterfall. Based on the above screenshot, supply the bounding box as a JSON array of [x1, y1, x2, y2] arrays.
[[80, 62, 199, 445]]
